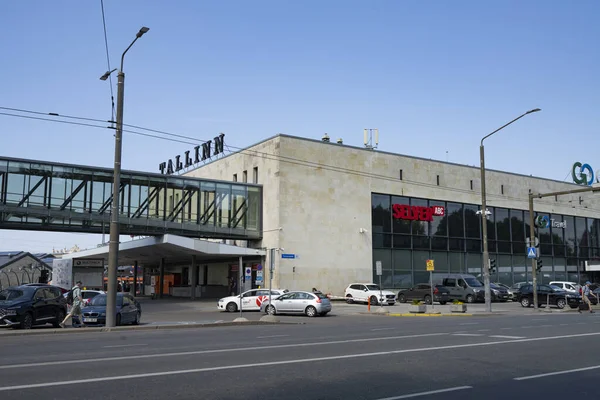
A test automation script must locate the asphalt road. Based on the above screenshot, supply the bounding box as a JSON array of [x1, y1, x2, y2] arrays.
[[1, 313, 599, 399]]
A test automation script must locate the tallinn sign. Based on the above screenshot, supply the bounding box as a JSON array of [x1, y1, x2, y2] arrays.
[[159, 133, 225, 175]]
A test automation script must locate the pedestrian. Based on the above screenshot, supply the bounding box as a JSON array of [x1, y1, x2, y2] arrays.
[[579, 281, 596, 314], [60, 281, 84, 328]]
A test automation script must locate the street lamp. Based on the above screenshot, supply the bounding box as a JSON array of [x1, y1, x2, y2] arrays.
[[101, 26, 149, 328], [480, 108, 541, 313]]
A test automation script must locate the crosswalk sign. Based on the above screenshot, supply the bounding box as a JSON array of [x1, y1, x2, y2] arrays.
[[527, 247, 537, 259]]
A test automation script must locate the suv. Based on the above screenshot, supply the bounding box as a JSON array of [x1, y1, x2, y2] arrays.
[[549, 281, 580, 294], [0, 285, 67, 329], [516, 284, 580, 309], [345, 283, 396, 306], [397, 284, 450, 305]]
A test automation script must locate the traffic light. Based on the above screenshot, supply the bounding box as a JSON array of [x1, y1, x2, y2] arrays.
[[536, 258, 543, 272], [489, 258, 496, 275]]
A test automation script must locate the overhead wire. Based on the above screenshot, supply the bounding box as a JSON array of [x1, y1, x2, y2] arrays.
[[1, 106, 599, 214], [99, 0, 116, 122]]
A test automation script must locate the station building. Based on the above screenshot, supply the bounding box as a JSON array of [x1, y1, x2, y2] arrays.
[[184, 134, 600, 296]]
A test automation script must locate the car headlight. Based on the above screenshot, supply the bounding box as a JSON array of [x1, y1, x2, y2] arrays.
[[218, 299, 224, 303], [492, 289, 499, 294], [474, 289, 483, 293], [100, 312, 106, 316]]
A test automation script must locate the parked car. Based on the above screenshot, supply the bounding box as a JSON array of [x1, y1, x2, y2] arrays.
[[516, 284, 580, 309], [397, 284, 450, 305], [0, 285, 67, 329], [218, 288, 289, 312], [63, 289, 105, 306], [22, 283, 69, 295], [493, 283, 516, 301], [433, 274, 484, 303], [80, 293, 141, 326], [549, 281, 580, 294], [260, 291, 332, 317], [489, 283, 510, 302], [345, 283, 397, 305]]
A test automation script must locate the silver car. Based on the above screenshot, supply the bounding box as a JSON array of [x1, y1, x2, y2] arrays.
[[260, 291, 332, 317]]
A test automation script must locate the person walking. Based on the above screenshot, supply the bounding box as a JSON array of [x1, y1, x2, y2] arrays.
[[60, 281, 84, 327], [579, 281, 596, 314]]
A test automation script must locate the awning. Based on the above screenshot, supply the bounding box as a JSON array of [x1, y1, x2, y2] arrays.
[[60, 234, 266, 266]]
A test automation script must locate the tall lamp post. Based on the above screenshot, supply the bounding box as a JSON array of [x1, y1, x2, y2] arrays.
[[100, 26, 149, 327], [480, 108, 541, 313]]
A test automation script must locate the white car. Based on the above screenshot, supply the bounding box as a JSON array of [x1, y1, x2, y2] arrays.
[[345, 283, 396, 306], [63, 289, 105, 305], [549, 281, 580, 294], [218, 288, 289, 312]]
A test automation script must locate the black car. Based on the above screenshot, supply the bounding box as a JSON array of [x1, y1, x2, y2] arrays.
[[516, 284, 580, 309], [0, 285, 67, 329], [490, 283, 510, 302], [397, 284, 450, 305]]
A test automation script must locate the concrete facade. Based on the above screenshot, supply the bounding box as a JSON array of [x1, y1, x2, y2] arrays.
[[186, 134, 600, 296]]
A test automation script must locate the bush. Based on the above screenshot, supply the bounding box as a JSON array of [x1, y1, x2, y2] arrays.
[[411, 299, 422, 305], [452, 299, 464, 305]]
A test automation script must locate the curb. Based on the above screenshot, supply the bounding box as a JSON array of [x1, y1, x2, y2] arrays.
[[0, 320, 302, 337], [360, 312, 510, 317]]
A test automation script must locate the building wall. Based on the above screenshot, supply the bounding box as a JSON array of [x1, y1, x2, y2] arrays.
[[188, 134, 600, 296]]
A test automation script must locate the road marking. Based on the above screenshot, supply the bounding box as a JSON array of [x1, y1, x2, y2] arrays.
[[459, 322, 478, 325], [0, 332, 448, 370], [256, 335, 289, 339], [500, 327, 512, 330], [452, 333, 484, 337], [2, 332, 600, 391], [531, 319, 546, 321], [373, 386, 473, 399], [515, 365, 600, 381], [521, 326, 534, 328], [102, 344, 148, 348], [477, 329, 491, 332], [371, 328, 395, 331], [488, 335, 526, 339]]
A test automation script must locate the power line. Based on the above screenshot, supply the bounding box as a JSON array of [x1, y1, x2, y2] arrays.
[[0, 106, 598, 214], [99, 0, 116, 122]]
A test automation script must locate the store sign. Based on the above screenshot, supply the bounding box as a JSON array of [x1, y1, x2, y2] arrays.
[[572, 162, 599, 186], [159, 133, 225, 175], [392, 204, 445, 222], [535, 215, 567, 229]]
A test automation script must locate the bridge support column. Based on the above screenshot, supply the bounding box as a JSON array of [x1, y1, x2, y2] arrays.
[[131, 261, 138, 296], [191, 255, 197, 301], [159, 258, 165, 299]]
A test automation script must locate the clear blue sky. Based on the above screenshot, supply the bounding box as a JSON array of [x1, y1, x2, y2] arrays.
[[1, 0, 599, 253]]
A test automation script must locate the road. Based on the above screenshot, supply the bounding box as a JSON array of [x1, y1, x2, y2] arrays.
[[1, 312, 599, 399]]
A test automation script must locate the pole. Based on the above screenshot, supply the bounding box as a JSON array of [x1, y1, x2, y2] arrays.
[[239, 256, 243, 318], [106, 70, 125, 328], [529, 194, 538, 309], [480, 144, 492, 312], [268, 248, 274, 313], [430, 271, 434, 309], [379, 274, 382, 306]]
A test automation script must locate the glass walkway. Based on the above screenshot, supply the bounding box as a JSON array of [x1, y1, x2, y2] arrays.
[[0, 156, 262, 240]]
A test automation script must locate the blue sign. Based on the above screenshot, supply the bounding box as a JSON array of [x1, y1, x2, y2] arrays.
[[244, 267, 252, 278], [281, 253, 296, 259], [527, 247, 537, 259], [256, 276, 263, 282], [257, 264, 263, 271]]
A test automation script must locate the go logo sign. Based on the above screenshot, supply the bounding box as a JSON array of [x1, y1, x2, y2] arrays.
[[572, 162, 597, 186]]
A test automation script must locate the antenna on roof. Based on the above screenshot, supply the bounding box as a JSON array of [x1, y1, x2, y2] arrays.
[[364, 128, 379, 150]]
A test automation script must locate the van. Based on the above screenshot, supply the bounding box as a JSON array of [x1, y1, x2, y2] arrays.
[[432, 273, 485, 303], [549, 281, 580, 293]]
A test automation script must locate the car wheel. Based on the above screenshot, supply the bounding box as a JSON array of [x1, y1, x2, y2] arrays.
[[226, 302, 238, 312], [520, 298, 531, 308], [266, 305, 276, 315], [398, 294, 406, 303], [305, 306, 317, 317], [370, 296, 379, 306], [133, 312, 141, 325], [439, 301, 447, 305], [52, 309, 65, 328], [556, 298, 567, 309], [346, 295, 354, 304], [424, 295, 432, 305], [116, 313, 122, 326], [20, 313, 33, 330], [466, 295, 475, 304]]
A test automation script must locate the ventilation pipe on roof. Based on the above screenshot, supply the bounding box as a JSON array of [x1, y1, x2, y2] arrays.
[[337, 138, 343, 144], [322, 133, 330, 142]]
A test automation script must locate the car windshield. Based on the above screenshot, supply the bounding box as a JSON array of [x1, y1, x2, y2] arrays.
[[89, 295, 123, 307], [315, 293, 329, 299], [0, 289, 29, 301], [465, 278, 483, 287], [365, 285, 380, 290]]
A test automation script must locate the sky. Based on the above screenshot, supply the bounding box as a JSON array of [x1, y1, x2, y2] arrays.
[[1, 0, 599, 253]]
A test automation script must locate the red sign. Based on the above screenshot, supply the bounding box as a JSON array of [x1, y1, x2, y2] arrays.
[[392, 204, 445, 222]]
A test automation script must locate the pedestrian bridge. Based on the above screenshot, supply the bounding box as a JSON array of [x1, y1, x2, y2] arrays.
[[0, 156, 262, 240]]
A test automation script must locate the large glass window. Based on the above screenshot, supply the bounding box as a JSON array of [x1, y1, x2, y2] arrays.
[[373, 249, 392, 273], [466, 253, 481, 276], [563, 216, 576, 257], [495, 208, 510, 241], [485, 206, 496, 240], [575, 217, 588, 247], [449, 252, 464, 273], [464, 204, 480, 239], [372, 194, 391, 234], [391, 196, 410, 234], [413, 250, 430, 271], [510, 210, 525, 243], [430, 200, 446, 237], [430, 251, 448, 273], [447, 202, 464, 238], [393, 249, 412, 289]]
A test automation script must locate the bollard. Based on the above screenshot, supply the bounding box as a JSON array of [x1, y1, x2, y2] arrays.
[[368, 296, 371, 312]]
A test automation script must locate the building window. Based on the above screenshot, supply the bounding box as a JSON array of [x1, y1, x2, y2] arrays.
[[372, 194, 392, 233], [233, 174, 237, 182], [501, 184, 504, 195], [399, 169, 403, 180], [253, 167, 258, 184], [242, 170, 247, 183], [436, 175, 440, 186], [470, 180, 473, 190], [446, 202, 464, 238]]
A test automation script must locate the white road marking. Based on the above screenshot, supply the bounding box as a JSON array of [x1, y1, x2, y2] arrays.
[[102, 344, 148, 349], [256, 335, 289, 339], [0, 332, 448, 370], [500, 327, 512, 330], [459, 322, 479, 325], [373, 386, 473, 399], [371, 328, 395, 331], [521, 326, 534, 328], [2, 332, 600, 391], [488, 335, 526, 339], [515, 365, 600, 381], [531, 319, 546, 321], [452, 333, 484, 337], [477, 329, 491, 332]]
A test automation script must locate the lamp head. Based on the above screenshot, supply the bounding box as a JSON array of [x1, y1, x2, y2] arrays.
[[136, 27, 150, 38], [527, 108, 541, 114]]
